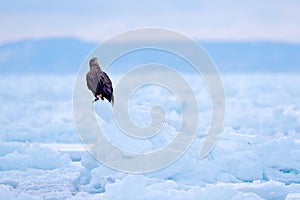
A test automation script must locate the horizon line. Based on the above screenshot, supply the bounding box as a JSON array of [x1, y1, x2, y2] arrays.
[[1, 36, 300, 46]]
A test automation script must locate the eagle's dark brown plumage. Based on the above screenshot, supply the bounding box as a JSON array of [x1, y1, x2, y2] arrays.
[[86, 57, 114, 105]]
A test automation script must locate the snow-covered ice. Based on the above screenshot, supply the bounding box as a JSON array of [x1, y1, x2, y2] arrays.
[[0, 73, 300, 199]]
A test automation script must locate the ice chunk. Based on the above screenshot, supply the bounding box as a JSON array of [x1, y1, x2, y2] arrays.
[[0, 143, 71, 171]]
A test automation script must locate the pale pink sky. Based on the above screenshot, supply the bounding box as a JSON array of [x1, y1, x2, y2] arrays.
[[0, 0, 299, 43]]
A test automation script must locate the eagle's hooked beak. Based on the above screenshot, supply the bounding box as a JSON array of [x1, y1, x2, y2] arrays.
[[95, 60, 99, 65]]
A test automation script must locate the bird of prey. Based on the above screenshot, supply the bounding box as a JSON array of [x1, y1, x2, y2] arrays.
[[86, 57, 114, 105]]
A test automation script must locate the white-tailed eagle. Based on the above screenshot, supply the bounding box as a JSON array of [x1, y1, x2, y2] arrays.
[[86, 57, 114, 105]]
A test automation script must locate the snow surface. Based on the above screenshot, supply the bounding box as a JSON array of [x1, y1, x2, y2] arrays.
[[0, 74, 300, 199]]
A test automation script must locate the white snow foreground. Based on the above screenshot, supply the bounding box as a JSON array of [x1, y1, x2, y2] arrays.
[[0, 133, 300, 199], [0, 74, 300, 199]]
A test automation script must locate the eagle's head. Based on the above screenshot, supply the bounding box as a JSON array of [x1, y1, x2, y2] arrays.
[[89, 57, 99, 68]]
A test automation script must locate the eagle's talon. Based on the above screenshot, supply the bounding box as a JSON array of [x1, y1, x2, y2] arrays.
[[92, 98, 99, 103]]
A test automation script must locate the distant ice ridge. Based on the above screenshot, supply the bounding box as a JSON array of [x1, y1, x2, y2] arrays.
[[1, 74, 299, 143], [0, 73, 300, 199], [0, 75, 78, 143]]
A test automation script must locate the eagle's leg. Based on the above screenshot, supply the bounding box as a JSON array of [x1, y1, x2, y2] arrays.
[[97, 94, 104, 100]]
